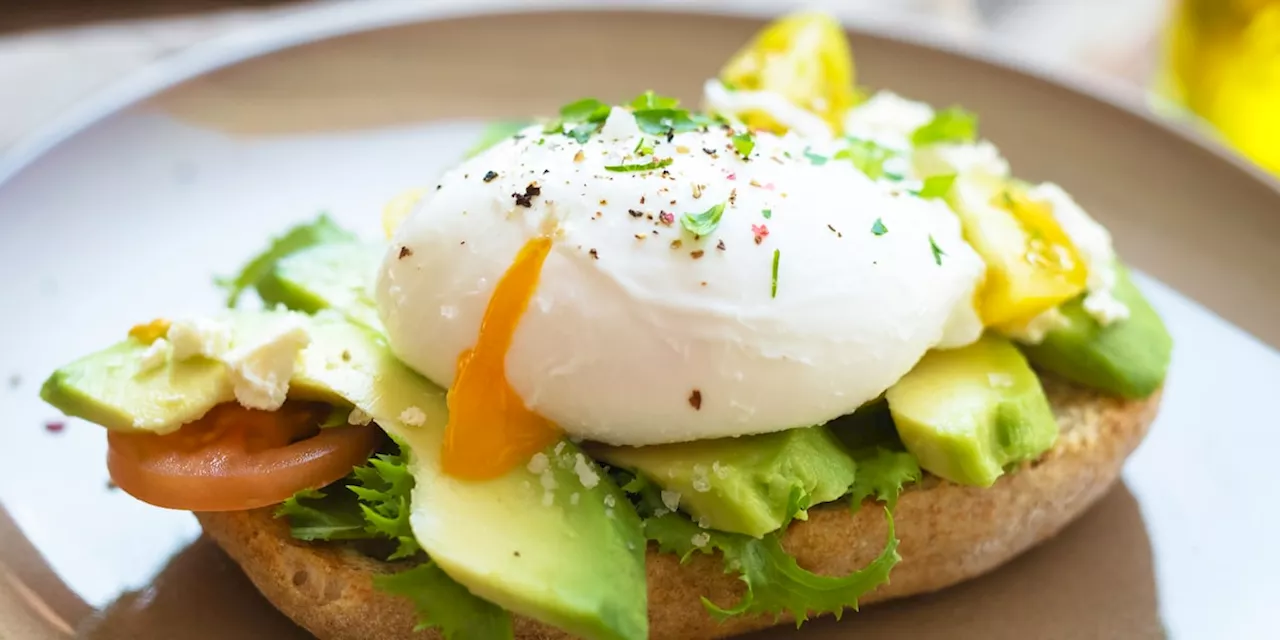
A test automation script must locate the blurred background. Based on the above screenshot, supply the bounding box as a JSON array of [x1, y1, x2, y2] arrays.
[[1, 0, 1277, 177]]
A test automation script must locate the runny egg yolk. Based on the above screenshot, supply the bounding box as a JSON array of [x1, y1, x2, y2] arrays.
[[441, 236, 561, 480]]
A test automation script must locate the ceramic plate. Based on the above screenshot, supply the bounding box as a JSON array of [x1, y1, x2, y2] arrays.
[[2, 3, 1278, 638]]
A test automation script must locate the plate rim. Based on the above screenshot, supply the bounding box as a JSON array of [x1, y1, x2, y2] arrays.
[[1, 0, 1279, 199]]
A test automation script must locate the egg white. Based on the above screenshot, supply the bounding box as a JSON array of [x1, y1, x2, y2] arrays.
[[377, 109, 985, 445]]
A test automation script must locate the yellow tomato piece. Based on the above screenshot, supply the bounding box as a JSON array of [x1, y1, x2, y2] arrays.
[[950, 179, 1088, 328], [128, 319, 171, 345], [720, 12, 856, 133], [381, 188, 426, 239]]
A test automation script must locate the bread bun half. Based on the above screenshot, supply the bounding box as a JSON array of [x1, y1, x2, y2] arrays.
[[197, 376, 1161, 639]]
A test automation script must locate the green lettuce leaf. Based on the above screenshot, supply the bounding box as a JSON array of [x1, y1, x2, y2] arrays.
[[279, 453, 509, 638], [349, 453, 421, 560], [374, 562, 514, 639], [466, 120, 533, 158], [643, 509, 899, 625], [275, 487, 367, 541], [275, 453, 420, 559], [218, 214, 356, 307], [847, 447, 921, 512]]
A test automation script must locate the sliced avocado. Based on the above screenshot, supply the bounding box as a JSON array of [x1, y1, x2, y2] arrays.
[[1019, 264, 1171, 398], [38, 311, 348, 434], [590, 426, 855, 538], [255, 241, 384, 331], [41, 312, 648, 640], [40, 340, 230, 434], [885, 334, 1058, 487], [298, 318, 648, 640]]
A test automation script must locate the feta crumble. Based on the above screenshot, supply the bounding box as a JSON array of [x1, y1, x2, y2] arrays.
[[527, 452, 550, 475], [399, 406, 426, 427], [690, 532, 711, 548], [573, 453, 600, 489], [169, 318, 231, 361], [661, 490, 681, 512], [224, 319, 310, 411], [137, 338, 170, 374]]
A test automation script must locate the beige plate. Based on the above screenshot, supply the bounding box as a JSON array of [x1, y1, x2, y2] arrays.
[[2, 3, 1278, 638]]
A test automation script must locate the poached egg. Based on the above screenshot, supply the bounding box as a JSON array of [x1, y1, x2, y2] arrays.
[[377, 108, 984, 451]]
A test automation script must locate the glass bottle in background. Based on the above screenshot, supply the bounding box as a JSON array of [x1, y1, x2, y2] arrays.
[[1158, 0, 1280, 176]]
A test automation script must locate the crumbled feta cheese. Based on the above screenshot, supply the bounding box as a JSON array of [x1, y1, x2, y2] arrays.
[[653, 507, 669, 518], [843, 91, 935, 152], [399, 406, 426, 427], [573, 453, 600, 489], [1002, 307, 1070, 344], [569, 492, 580, 506], [987, 372, 1015, 389], [540, 469, 558, 491], [603, 494, 616, 508], [661, 490, 681, 512], [224, 319, 310, 411], [527, 452, 550, 475], [690, 532, 711, 548], [697, 515, 712, 529], [542, 492, 555, 507], [554, 441, 565, 455], [347, 408, 372, 426], [712, 461, 729, 479], [1030, 182, 1129, 327], [605, 508, 614, 519], [136, 338, 170, 374], [599, 106, 642, 141], [703, 79, 832, 139], [691, 465, 711, 493], [168, 318, 231, 361]]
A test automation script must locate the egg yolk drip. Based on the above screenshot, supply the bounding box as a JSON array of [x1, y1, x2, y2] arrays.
[[441, 236, 561, 480]]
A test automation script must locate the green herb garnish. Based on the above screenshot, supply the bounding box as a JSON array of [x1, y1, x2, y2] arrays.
[[681, 202, 726, 236], [802, 146, 828, 165], [929, 235, 945, 265], [771, 249, 781, 298], [559, 97, 612, 123], [630, 90, 681, 111], [911, 107, 978, 146], [871, 218, 887, 236], [835, 138, 896, 180], [912, 174, 957, 199], [762, 209, 772, 219], [633, 137, 654, 156], [731, 131, 755, 158], [544, 97, 613, 142], [604, 157, 673, 173]]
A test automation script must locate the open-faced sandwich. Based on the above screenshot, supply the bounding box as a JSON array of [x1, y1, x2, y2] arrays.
[[40, 12, 1171, 640]]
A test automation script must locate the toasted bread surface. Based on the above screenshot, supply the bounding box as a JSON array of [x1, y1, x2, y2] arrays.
[[197, 377, 1161, 640]]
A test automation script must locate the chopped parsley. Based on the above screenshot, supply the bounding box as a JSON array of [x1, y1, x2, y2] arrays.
[[634, 137, 654, 156], [802, 146, 828, 165], [559, 97, 612, 123], [871, 218, 887, 236], [629, 90, 681, 111], [604, 157, 673, 173], [731, 131, 755, 158], [912, 174, 957, 200], [911, 107, 978, 146], [835, 138, 896, 180], [681, 202, 726, 237], [544, 97, 613, 142], [771, 249, 781, 298], [762, 208, 772, 219], [929, 235, 945, 265]]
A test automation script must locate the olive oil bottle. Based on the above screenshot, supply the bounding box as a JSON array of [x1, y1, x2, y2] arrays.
[[1158, 0, 1280, 176]]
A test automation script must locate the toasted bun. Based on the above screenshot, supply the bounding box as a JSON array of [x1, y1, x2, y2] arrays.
[[197, 377, 1160, 639]]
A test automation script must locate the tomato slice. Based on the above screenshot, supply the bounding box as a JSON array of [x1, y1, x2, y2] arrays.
[[107, 402, 380, 512]]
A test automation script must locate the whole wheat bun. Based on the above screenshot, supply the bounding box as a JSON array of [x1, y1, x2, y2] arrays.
[[197, 375, 1160, 640]]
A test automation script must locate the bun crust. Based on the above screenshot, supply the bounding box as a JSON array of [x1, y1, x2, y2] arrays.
[[197, 377, 1160, 639]]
